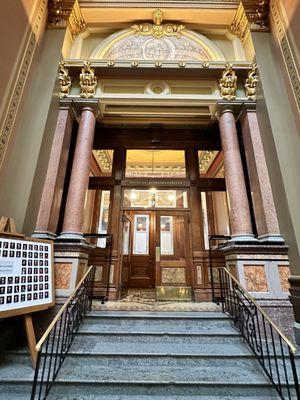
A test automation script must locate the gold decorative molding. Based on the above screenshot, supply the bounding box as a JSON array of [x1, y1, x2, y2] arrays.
[[58, 61, 72, 98], [245, 63, 258, 101], [270, 0, 300, 112], [230, 2, 249, 43], [48, 0, 86, 40], [67, 0, 86, 40], [48, 0, 75, 28], [0, 0, 47, 170], [219, 62, 237, 101], [79, 61, 98, 98], [230, 1, 270, 41], [131, 9, 185, 39], [240, 0, 270, 31]]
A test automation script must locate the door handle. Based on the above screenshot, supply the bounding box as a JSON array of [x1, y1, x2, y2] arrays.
[[148, 259, 153, 263]]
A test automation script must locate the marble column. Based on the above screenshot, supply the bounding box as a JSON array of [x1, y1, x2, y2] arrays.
[[33, 106, 73, 239], [59, 106, 97, 240], [217, 106, 255, 242], [241, 107, 283, 243]]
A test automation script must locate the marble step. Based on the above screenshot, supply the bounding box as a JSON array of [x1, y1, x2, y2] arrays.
[[0, 382, 283, 400], [81, 312, 235, 335], [70, 334, 251, 356]]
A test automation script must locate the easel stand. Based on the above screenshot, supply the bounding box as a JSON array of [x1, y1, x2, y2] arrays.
[[24, 314, 37, 368]]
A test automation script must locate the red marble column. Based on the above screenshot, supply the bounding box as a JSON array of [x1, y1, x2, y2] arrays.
[[33, 106, 73, 239], [60, 106, 96, 239], [241, 108, 283, 242], [218, 107, 255, 241]]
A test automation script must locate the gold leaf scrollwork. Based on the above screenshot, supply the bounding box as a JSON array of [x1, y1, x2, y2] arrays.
[[79, 61, 98, 98], [245, 63, 258, 101], [131, 9, 185, 39], [219, 62, 237, 101], [58, 60, 72, 98]]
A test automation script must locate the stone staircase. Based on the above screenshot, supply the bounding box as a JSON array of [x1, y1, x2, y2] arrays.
[[0, 310, 296, 399]]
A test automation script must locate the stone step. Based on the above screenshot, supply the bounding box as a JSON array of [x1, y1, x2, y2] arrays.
[[0, 382, 284, 400], [70, 334, 251, 356], [81, 312, 235, 335]]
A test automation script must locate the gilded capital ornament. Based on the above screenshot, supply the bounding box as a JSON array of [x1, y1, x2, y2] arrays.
[[219, 62, 237, 101], [245, 63, 258, 101], [58, 60, 72, 98], [131, 9, 185, 39], [79, 61, 98, 99]]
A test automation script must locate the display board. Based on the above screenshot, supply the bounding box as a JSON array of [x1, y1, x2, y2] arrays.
[[0, 236, 54, 318]]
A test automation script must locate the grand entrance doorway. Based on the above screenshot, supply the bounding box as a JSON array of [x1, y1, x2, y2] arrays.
[[121, 209, 192, 290], [85, 132, 231, 301]]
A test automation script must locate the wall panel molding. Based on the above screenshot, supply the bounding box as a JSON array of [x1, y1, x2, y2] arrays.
[[0, 0, 47, 170]]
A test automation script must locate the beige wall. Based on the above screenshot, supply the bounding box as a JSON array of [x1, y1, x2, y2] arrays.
[[0, 0, 68, 234], [0, 0, 37, 119]]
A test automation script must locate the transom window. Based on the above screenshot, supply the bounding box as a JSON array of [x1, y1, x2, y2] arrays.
[[123, 189, 188, 209], [125, 150, 186, 178]]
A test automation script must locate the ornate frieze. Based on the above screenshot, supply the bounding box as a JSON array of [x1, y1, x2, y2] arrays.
[[230, 0, 270, 41], [79, 61, 98, 98], [58, 61, 72, 98], [219, 62, 237, 101], [48, 0, 75, 28], [230, 2, 249, 43], [241, 0, 270, 31], [48, 0, 86, 40], [131, 9, 185, 39], [245, 63, 258, 101], [270, 0, 300, 112], [68, 0, 86, 40]]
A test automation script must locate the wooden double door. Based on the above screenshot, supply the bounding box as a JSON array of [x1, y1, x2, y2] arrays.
[[121, 210, 191, 288]]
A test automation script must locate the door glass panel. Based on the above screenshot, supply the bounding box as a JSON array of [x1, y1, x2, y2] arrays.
[[122, 219, 131, 255], [97, 190, 110, 248], [133, 215, 149, 255], [160, 216, 174, 255]]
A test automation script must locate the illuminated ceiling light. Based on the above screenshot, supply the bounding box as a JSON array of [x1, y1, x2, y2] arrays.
[[168, 194, 175, 201], [130, 191, 137, 200]]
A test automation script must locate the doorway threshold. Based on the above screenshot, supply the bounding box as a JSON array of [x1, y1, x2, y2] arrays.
[[92, 300, 220, 312]]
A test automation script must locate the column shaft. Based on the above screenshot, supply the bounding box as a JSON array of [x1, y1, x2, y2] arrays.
[[218, 109, 254, 240], [61, 107, 96, 238], [33, 107, 73, 239], [241, 109, 283, 242]]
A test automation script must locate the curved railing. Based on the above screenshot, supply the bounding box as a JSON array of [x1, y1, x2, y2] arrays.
[[219, 267, 300, 400], [31, 266, 96, 400]]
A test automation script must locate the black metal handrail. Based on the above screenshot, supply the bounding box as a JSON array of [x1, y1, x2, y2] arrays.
[[219, 267, 300, 400], [31, 266, 96, 400]]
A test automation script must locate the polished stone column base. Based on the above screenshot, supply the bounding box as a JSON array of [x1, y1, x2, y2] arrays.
[[53, 241, 93, 298], [258, 233, 285, 244], [32, 231, 57, 240], [229, 234, 258, 244], [57, 231, 87, 242], [222, 243, 290, 300]]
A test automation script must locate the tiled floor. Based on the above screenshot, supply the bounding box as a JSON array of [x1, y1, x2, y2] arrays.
[[92, 300, 221, 312]]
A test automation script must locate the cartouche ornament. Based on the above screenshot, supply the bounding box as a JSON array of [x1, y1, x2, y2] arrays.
[[79, 61, 97, 98], [131, 9, 185, 39], [219, 62, 237, 101], [58, 61, 72, 98], [245, 63, 258, 101]]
